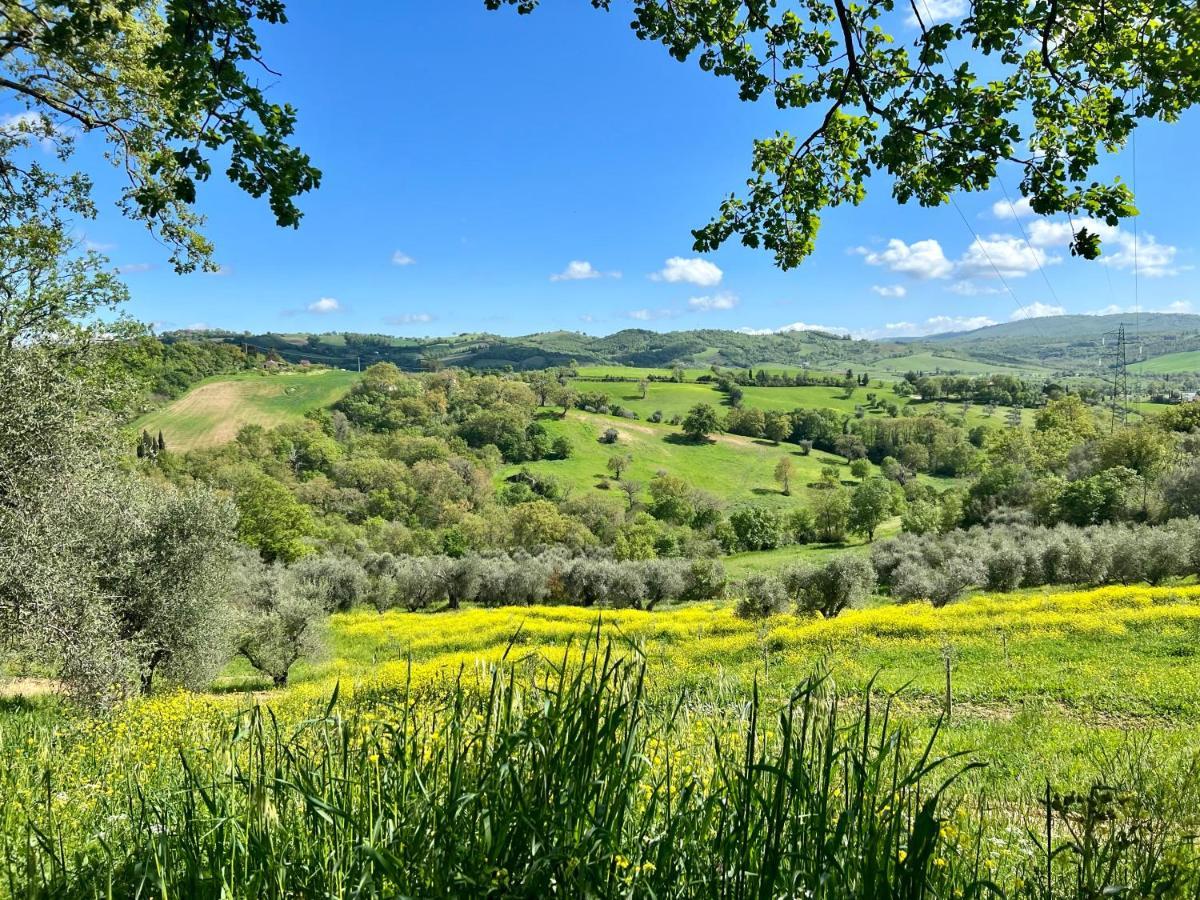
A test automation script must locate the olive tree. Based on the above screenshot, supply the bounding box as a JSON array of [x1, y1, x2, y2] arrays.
[[231, 552, 330, 689]]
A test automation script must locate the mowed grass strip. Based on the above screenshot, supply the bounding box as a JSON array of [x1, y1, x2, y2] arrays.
[[134, 368, 360, 451]]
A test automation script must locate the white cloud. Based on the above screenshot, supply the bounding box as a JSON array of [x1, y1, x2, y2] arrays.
[[871, 284, 907, 298], [206, 264, 233, 277], [1026, 218, 1184, 277], [1086, 300, 1195, 316], [857, 239, 953, 279], [650, 256, 723, 287], [736, 313, 997, 340], [906, 0, 967, 26], [84, 238, 116, 252], [1026, 217, 1116, 248], [1010, 302, 1066, 321], [391, 250, 416, 266], [688, 292, 739, 312], [1, 112, 44, 130], [992, 197, 1034, 220], [307, 297, 341, 314], [117, 262, 152, 274], [918, 315, 997, 334], [386, 312, 433, 324], [550, 260, 619, 282], [864, 316, 997, 338], [552, 260, 599, 281], [1101, 232, 1184, 278], [956, 236, 1059, 279], [182, 322, 209, 332], [946, 280, 1005, 296], [626, 308, 683, 322]]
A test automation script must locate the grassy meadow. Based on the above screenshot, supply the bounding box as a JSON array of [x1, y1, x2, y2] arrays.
[[503, 410, 868, 509], [7, 584, 1200, 895], [133, 368, 359, 452]]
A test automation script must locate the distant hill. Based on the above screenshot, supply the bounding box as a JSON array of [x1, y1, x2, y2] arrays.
[[163, 313, 1200, 380], [922, 313, 1200, 343], [921, 314, 1200, 376]]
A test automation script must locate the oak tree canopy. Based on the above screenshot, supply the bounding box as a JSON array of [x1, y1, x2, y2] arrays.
[[488, 0, 1196, 269], [0, 1, 319, 271]]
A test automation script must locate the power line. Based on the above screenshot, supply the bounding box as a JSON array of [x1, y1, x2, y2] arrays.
[[948, 196, 1025, 315], [998, 176, 1062, 309]]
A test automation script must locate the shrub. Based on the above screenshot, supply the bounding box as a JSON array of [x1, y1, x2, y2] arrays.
[[729, 505, 785, 551], [928, 557, 981, 607], [684, 557, 727, 601], [639, 559, 689, 609]]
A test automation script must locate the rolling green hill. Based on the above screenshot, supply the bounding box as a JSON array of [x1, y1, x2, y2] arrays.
[[169, 314, 1200, 380], [133, 369, 359, 452]]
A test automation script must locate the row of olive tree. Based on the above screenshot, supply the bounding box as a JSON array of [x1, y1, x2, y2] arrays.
[[872, 519, 1200, 606], [359, 550, 728, 612]]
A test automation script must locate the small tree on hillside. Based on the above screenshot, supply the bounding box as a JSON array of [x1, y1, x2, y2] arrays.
[[849, 458, 871, 481], [774, 455, 794, 496], [607, 453, 633, 480], [848, 476, 898, 542], [681, 403, 720, 442], [812, 486, 850, 543], [618, 478, 643, 511], [638, 378, 649, 399], [764, 411, 791, 444]]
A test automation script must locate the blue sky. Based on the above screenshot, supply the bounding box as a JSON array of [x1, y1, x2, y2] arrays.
[[35, 1, 1200, 340]]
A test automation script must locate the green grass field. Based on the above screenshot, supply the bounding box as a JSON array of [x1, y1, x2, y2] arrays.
[[576, 378, 898, 418], [1132, 349, 1200, 375], [503, 410, 871, 509], [574, 376, 1034, 433], [133, 368, 360, 452]]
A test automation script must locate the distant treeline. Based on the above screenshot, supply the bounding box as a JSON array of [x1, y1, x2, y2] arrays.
[[895, 372, 1106, 407]]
